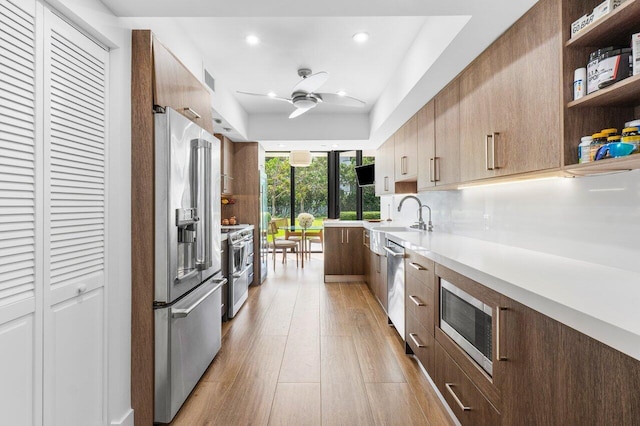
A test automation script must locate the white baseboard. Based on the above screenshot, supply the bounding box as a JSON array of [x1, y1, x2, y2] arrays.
[[110, 408, 134, 426]]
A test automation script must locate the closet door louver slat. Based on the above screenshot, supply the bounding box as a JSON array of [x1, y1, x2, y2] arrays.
[[46, 22, 107, 294], [0, 0, 36, 309]]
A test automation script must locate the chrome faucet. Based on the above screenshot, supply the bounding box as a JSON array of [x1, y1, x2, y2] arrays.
[[397, 195, 433, 232]]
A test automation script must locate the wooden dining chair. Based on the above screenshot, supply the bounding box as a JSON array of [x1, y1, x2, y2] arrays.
[[268, 220, 298, 268]]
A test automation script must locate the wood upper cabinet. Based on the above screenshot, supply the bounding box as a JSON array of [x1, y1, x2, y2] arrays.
[[395, 114, 418, 182], [324, 227, 364, 277], [459, 0, 560, 181], [220, 135, 234, 195], [417, 101, 436, 190], [434, 80, 461, 186], [375, 135, 395, 196], [153, 38, 213, 134]]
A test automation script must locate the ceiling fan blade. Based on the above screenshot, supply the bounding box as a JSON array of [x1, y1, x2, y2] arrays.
[[289, 107, 313, 119], [291, 72, 329, 94], [236, 91, 292, 103], [316, 93, 366, 107]]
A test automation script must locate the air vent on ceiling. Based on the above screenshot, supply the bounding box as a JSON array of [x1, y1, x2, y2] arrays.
[[204, 68, 215, 93]]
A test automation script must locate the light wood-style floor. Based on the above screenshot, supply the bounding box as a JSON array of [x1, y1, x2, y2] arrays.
[[170, 253, 454, 425]]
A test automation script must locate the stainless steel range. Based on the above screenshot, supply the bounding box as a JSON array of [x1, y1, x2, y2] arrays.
[[222, 224, 254, 318]]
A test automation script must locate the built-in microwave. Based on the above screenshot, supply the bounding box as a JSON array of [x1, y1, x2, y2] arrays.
[[440, 279, 493, 376]]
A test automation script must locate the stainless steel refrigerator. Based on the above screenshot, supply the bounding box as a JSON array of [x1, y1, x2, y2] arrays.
[[153, 108, 225, 423]]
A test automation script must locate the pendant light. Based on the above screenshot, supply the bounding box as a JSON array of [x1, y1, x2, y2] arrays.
[[289, 150, 312, 167]]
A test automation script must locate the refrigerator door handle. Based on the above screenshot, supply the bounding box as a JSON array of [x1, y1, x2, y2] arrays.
[[171, 278, 226, 318], [192, 138, 213, 270]]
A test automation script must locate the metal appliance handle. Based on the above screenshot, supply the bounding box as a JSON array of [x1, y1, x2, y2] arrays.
[[496, 306, 508, 361], [171, 278, 226, 318], [174, 269, 199, 283], [383, 246, 405, 257], [193, 139, 212, 270]]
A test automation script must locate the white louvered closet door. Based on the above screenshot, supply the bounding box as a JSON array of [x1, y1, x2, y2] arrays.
[[43, 8, 108, 426], [0, 0, 40, 425]]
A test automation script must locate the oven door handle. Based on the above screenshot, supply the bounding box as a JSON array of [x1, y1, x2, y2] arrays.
[[233, 264, 252, 278], [171, 278, 226, 318]]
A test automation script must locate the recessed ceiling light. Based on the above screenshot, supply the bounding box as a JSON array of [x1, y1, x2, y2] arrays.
[[278, 144, 286, 148], [337, 90, 347, 97], [214, 118, 222, 124], [267, 91, 277, 98], [352, 32, 369, 43], [223, 127, 232, 132], [332, 144, 339, 148], [245, 35, 260, 45]]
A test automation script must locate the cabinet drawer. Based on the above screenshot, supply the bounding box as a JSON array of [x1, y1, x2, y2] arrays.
[[435, 343, 500, 426], [405, 250, 434, 282], [406, 311, 435, 376], [405, 273, 434, 333]]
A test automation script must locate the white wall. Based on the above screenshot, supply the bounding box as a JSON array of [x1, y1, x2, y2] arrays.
[[382, 169, 640, 274], [46, 1, 133, 425]]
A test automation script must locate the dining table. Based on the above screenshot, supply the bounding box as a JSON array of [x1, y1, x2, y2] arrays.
[[282, 225, 323, 268]]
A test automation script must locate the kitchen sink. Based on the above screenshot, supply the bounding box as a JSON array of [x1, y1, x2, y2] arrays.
[[369, 226, 418, 255]]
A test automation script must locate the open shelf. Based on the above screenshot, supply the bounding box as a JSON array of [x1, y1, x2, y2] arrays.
[[566, 0, 640, 48], [564, 154, 640, 175], [567, 74, 640, 108]]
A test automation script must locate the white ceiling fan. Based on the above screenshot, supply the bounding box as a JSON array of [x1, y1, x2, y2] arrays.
[[237, 68, 366, 119]]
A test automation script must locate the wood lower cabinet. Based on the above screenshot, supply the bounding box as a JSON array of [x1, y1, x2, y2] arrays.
[[406, 311, 435, 376], [435, 343, 501, 425], [324, 227, 364, 279], [367, 249, 388, 311], [430, 262, 640, 425]]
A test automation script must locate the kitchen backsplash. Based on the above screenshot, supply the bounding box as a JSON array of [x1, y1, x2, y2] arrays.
[[381, 169, 640, 273]]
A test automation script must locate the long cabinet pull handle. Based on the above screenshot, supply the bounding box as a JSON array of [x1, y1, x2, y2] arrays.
[[409, 295, 425, 306], [401, 156, 408, 174], [384, 176, 389, 191], [434, 157, 440, 182], [445, 383, 471, 411], [341, 229, 344, 244], [485, 134, 493, 171], [346, 229, 349, 244], [409, 333, 426, 348], [491, 132, 499, 170], [429, 158, 435, 182], [409, 262, 426, 271], [496, 306, 508, 361], [183, 107, 201, 119]]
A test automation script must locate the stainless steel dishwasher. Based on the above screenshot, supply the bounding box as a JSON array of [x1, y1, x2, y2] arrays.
[[384, 238, 405, 340]]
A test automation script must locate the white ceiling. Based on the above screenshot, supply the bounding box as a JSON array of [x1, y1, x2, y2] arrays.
[[104, 0, 540, 151]]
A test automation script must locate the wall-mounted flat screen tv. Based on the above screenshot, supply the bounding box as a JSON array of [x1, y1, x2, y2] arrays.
[[355, 164, 375, 187]]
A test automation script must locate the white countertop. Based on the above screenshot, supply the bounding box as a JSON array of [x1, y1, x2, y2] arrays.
[[381, 230, 640, 361], [323, 220, 368, 227]]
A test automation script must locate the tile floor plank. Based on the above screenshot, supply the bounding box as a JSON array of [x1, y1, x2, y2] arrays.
[[366, 382, 431, 425], [268, 383, 321, 426]]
